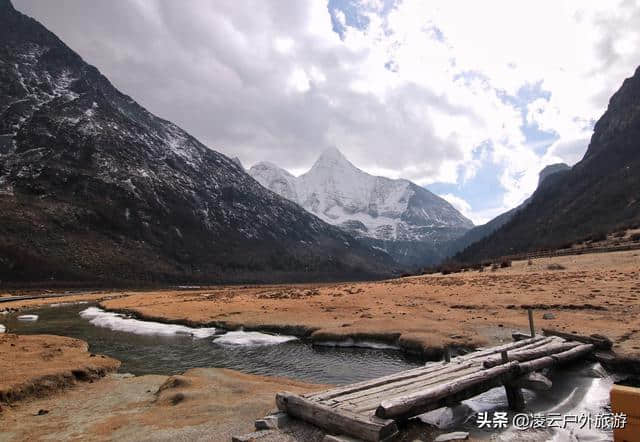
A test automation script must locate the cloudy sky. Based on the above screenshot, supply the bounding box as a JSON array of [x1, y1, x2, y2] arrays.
[[15, 0, 640, 224]]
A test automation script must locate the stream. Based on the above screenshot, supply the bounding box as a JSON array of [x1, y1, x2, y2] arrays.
[[1, 303, 619, 441]]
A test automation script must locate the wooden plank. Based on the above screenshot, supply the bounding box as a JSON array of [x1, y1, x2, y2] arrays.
[[306, 361, 449, 401], [276, 392, 398, 442], [348, 365, 483, 413], [452, 336, 546, 362], [342, 364, 482, 405], [375, 362, 520, 419], [325, 361, 481, 404], [511, 336, 561, 352], [310, 337, 548, 402], [482, 341, 580, 368], [542, 329, 612, 350]]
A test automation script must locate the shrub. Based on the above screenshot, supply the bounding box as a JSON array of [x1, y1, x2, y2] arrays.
[[547, 263, 566, 270], [440, 262, 461, 275], [631, 233, 640, 242], [613, 231, 626, 238], [587, 231, 607, 242], [491, 263, 499, 271], [500, 259, 512, 268], [528, 259, 533, 266]]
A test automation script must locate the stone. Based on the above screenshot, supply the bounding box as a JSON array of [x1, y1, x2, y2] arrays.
[[255, 412, 291, 430], [542, 312, 556, 320], [232, 430, 275, 442], [434, 432, 469, 442], [323, 435, 363, 442]]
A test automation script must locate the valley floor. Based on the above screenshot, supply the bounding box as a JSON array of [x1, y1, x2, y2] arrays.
[[6, 249, 636, 360], [1, 249, 639, 441]]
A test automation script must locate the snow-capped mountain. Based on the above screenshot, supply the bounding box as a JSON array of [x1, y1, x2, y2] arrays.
[[249, 147, 473, 267], [0, 0, 395, 283]]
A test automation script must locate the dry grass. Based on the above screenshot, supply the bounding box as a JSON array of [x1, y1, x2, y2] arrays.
[[3, 250, 640, 359]]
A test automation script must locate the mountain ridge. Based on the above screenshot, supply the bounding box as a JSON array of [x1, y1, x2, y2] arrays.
[[0, 0, 396, 284], [445, 163, 570, 257], [455, 66, 640, 263]]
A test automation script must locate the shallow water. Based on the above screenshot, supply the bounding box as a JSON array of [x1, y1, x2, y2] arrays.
[[418, 358, 617, 441], [2, 304, 423, 385]]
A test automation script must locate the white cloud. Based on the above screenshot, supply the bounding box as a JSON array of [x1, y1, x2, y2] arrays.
[[440, 193, 508, 225], [440, 193, 471, 215], [16, 0, 640, 216]]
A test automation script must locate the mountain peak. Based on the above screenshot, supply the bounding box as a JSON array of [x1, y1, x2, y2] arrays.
[[538, 163, 570, 186], [313, 147, 353, 168]]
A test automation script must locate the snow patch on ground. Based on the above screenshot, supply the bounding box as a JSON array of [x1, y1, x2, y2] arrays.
[[17, 314, 38, 321], [313, 339, 400, 350], [79, 307, 217, 338], [213, 330, 297, 346], [0, 324, 5, 333]]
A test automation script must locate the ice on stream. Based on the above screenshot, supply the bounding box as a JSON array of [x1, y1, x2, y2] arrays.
[[213, 330, 297, 346], [79, 307, 217, 338], [17, 314, 39, 321], [314, 338, 400, 350]]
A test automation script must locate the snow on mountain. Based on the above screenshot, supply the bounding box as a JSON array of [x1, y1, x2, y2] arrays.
[[249, 147, 473, 266]]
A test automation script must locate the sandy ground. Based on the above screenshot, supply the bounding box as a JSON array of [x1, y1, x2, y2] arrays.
[[2, 250, 639, 360], [0, 366, 325, 442], [0, 334, 120, 405]]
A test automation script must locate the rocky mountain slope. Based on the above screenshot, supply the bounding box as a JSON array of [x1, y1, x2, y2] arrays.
[[0, 0, 395, 284], [456, 66, 640, 263], [446, 163, 570, 256], [249, 147, 473, 267]]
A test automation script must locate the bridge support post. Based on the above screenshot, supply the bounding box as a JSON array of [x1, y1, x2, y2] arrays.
[[444, 346, 451, 363], [528, 308, 535, 337], [501, 351, 525, 411]]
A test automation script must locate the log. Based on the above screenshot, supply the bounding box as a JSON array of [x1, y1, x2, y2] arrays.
[[518, 344, 594, 373], [453, 336, 546, 362], [350, 365, 483, 412], [542, 329, 612, 350], [512, 372, 552, 391], [306, 363, 447, 401], [375, 362, 520, 419], [332, 362, 481, 404], [483, 341, 580, 368], [276, 392, 398, 442], [512, 332, 531, 341], [499, 336, 560, 354]]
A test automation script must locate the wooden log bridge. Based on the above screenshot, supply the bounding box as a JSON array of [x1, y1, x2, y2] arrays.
[[275, 334, 595, 441]]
